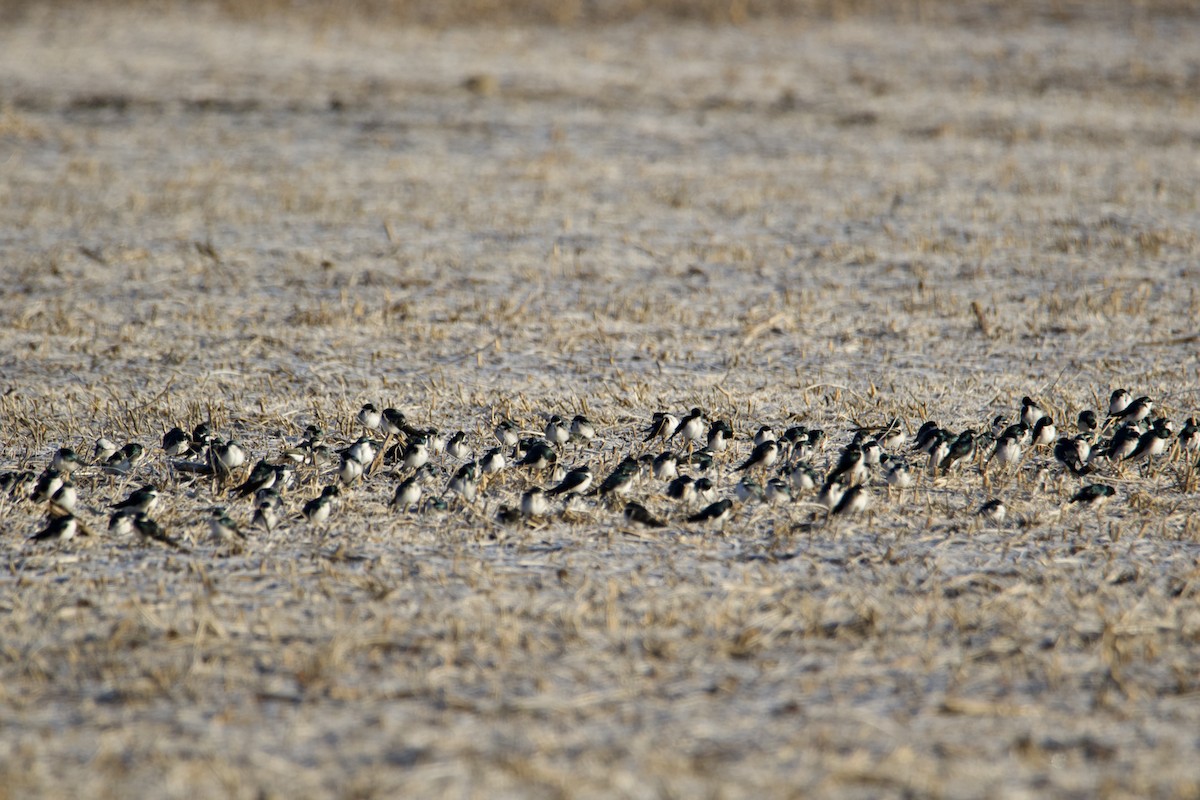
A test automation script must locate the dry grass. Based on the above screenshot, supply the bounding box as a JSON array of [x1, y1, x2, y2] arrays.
[[2, 3, 1200, 798]]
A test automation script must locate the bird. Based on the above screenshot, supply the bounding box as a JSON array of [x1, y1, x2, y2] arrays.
[[446, 462, 478, 503], [108, 509, 137, 537], [111, 485, 160, 515], [707, 420, 734, 452], [494, 419, 520, 447], [877, 418, 905, 451], [132, 512, 189, 551], [343, 436, 376, 466], [828, 445, 866, 486], [753, 425, 776, 447], [50, 480, 77, 514], [445, 431, 472, 460], [516, 440, 557, 471], [666, 475, 696, 503], [162, 427, 190, 457], [381, 408, 415, 437], [978, 498, 1007, 523], [391, 473, 423, 511], [478, 447, 506, 474], [764, 478, 792, 505], [93, 436, 119, 463], [399, 436, 430, 471], [210, 440, 247, 475], [29, 515, 77, 543], [884, 459, 914, 491], [1069, 484, 1116, 508], [302, 486, 340, 524], [831, 484, 869, 516], [592, 457, 640, 498], [1031, 417, 1057, 447], [687, 498, 732, 525], [520, 487, 549, 518], [208, 508, 245, 543], [252, 497, 281, 532], [1077, 410, 1098, 432], [1104, 425, 1142, 463], [987, 431, 1022, 472], [938, 430, 976, 474], [357, 403, 382, 432], [643, 412, 677, 443], [570, 415, 596, 443], [670, 408, 706, 444], [544, 415, 570, 447], [624, 502, 666, 528], [816, 479, 846, 510], [736, 440, 779, 474], [105, 442, 146, 473], [1020, 396, 1045, 427], [232, 460, 277, 498], [1112, 396, 1153, 425], [1127, 423, 1172, 464], [51, 448, 81, 475], [788, 462, 820, 493], [337, 453, 364, 486], [1107, 389, 1132, 417], [546, 466, 594, 498], [30, 468, 64, 502], [651, 452, 678, 481], [735, 478, 764, 503], [1179, 418, 1199, 455]]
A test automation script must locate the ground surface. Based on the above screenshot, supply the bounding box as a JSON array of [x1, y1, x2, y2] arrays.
[[2, 4, 1200, 798]]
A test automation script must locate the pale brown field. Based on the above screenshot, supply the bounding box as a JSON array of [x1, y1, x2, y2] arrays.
[[2, 3, 1200, 798]]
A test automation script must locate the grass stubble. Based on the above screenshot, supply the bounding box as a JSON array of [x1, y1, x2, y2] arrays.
[[1, 2, 1200, 798]]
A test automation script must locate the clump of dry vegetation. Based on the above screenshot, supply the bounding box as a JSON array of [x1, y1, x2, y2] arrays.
[[1, 1, 1199, 797]]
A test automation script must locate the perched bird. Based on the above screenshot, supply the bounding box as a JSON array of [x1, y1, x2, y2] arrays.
[[831, 484, 869, 516], [1020, 396, 1045, 428], [788, 462, 820, 493], [50, 480, 77, 514], [764, 478, 792, 505], [753, 425, 777, 447], [357, 403, 382, 432], [860, 439, 883, 467], [816, 479, 846, 510], [446, 462, 478, 503], [1031, 417, 1057, 447], [478, 447, 506, 474], [828, 446, 866, 486], [687, 498, 733, 525], [162, 427, 190, 457], [624, 501, 666, 528], [210, 440, 247, 474], [337, 453, 364, 486], [1069, 484, 1116, 508], [978, 498, 1007, 523], [381, 408, 415, 437], [252, 497, 281, 532], [391, 473, 423, 511], [643, 412, 678, 443], [494, 419, 520, 447], [546, 466, 594, 498], [1127, 423, 1172, 464], [707, 420, 734, 452], [445, 431, 472, 460], [938, 430, 976, 474], [132, 512, 188, 551], [987, 431, 1022, 472], [29, 515, 77, 543], [651, 452, 678, 481], [1077, 410, 1098, 432], [105, 443, 145, 472], [544, 415, 570, 447], [30, 468, 64, 502], [570, 415, 596, 443], [516, 440, 557, 471], [686, 448, 716, 472], [877, 418, 905, 451], [400, 436, 430, 471], [51, 448, 81, 475], [666, 475, 696, 503], [1104, 425, 1142, 463], [735, 478, 764, 503], [1112, 396, 1153, 425], [208, 508, 245, 543], [343, 437, 376, 466], [1179, 418, 1199, 455], [233, 460, 277, 498], [1108, 389, 1132, 417], [693, 477, 717, 504], [884, 460, 913, 491], [911, 421, 941, 452], [592, 457, 640, 498], [108, 509, 137, 537], [302, 486, 340, 524], [670, 408, 706, 444], [736, 440, 779, 474], [111, 485, 160, 515], [93, 436, 119, 464], [520, 487, 549, 518]]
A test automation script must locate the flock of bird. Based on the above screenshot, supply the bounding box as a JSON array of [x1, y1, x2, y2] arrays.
[[3, 388, 1198, 549]]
